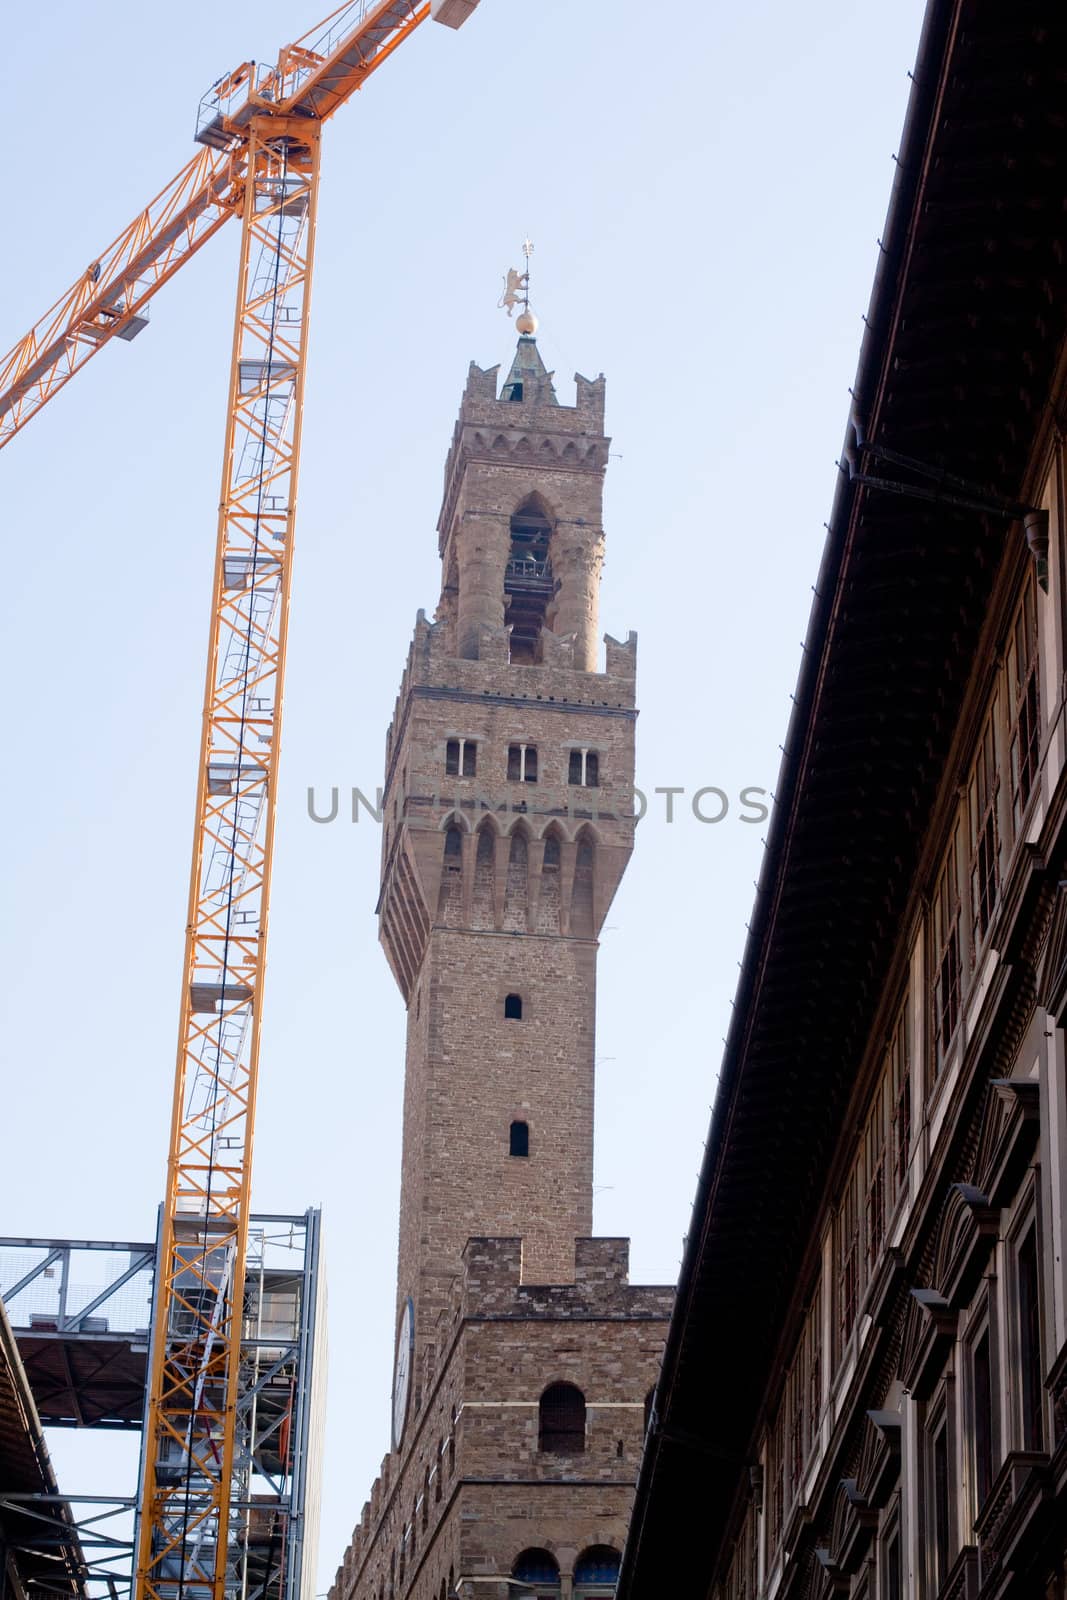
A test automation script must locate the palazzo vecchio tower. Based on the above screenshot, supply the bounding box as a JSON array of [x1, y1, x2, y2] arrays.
[[328, 307, 672, 1600]]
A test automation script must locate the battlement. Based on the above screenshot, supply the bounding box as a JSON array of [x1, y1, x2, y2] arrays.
[[383, 616, 638, 782], [459, 1235, 675, 1323]]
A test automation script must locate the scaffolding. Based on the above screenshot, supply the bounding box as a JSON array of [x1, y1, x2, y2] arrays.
[[0, 1211, 325, 1600]]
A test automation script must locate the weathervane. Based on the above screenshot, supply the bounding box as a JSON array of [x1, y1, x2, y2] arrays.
[[498, 238, 538, 334]]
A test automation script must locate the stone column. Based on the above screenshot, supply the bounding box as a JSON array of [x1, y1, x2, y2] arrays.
[[548, 522, 604, 673], [455, 512, 510, 660]]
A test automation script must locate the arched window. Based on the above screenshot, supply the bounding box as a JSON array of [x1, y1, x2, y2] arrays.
[[538, 1382, 586, 1454], [574, 1547, 621, 1594], [506, 499, 553, 663], [510, 1120, 529, 1158], [512, 1549, 560, 1594], [504, 993, 523, 1019], [644, 1386, 656, 1436], [571, 832, 594, 938]]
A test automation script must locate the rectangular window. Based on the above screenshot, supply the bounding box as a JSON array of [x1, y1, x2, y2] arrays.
[[865, 1079, 887, 1273], [835, 1165, 861, 1357], [973, 1328, 994, 1508], [884, 1527, 901, 1600], [807, 1299, 822, 1462], [568, 748, 600, 787], [445, 738, 476, 778], [1018, 1225, 1043, 1450], [932, 1420, 950, 1588], [968, 706, 1000, 956], [891, 1006, 911, 1200], [788, 1360, 805, 1502], [786, 1284, 821, 1502], [932, 823, 962, 1070], [507, 743, 538, 783], [1006, 575, 1040, 835], [767, 1410, 785, 1557]]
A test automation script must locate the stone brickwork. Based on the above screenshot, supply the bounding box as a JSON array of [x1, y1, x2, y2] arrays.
[[331, 1240, 672, 1600], [329, 339, 671, 1600]]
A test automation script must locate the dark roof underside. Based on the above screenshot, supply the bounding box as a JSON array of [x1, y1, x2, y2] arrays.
[[621, 2, 1067, 1594], [0, 1302, 85, 1598]]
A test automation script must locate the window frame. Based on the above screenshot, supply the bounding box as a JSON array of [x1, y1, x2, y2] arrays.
[[1005, 572, 1040, 840], [1006, 1197, 1046, 1452], [568, 747, 600, 788], [968, 1310, 997, 1516], [445, 736, 477, 778], [931, 820, 963, 1076], [537, 1382, 586, 1455], [879, 1496, 903, 1600], [507, 743, 538, 783], [834, 1162, 862, 1361], [922, 1380, 956, 1598], [966, 703, 1001, 963]]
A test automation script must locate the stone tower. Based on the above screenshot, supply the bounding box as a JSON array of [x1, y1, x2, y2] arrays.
[[329, 332, 672, 1600]]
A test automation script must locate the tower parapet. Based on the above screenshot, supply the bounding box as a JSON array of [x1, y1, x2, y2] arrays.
[[436, 343, 609, 669]]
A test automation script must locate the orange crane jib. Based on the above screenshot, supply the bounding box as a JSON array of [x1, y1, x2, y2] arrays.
[[0, 3, 483, 1600]]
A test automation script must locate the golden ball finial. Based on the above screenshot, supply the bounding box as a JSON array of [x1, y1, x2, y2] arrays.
[[516, 308, 538, 335]]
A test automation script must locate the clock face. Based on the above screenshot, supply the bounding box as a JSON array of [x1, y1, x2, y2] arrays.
[[392, 1296, 415, 1450]]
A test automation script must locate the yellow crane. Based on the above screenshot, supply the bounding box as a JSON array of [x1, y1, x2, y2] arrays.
[[0, 3, 483, 1597]]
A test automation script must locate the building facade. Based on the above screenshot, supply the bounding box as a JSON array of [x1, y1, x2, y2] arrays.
[[329, 335, 672, 1600], [620, 2, 1067, 1598]]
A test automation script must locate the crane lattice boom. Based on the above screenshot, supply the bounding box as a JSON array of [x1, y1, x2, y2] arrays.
[[0, 3, 483, 1599]]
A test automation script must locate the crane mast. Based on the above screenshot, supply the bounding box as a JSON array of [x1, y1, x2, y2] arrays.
[[137, 115, 321, 1600], [0, 2, 485, 1598]]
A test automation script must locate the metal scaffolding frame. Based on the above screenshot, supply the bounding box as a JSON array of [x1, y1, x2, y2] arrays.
[[0, 1211, 324, 1600]]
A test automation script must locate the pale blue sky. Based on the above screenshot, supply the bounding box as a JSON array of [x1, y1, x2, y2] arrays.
[[1, 0, 925, 1584]]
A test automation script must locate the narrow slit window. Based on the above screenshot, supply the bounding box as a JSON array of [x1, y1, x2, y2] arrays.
[[508, 744, 538, 783], [509, 1120, 529, 1157], [504, 993, 523, 1020]]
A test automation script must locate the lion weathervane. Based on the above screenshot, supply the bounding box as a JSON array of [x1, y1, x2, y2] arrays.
[[498, 238, 538, 335]]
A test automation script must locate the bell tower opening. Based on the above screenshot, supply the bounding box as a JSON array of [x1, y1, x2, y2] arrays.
[[505, 498, 554, 664]]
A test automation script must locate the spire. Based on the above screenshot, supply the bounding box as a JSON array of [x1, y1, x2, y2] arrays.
[[496, 237, 557, 405], [500, 333, 558, 406]]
